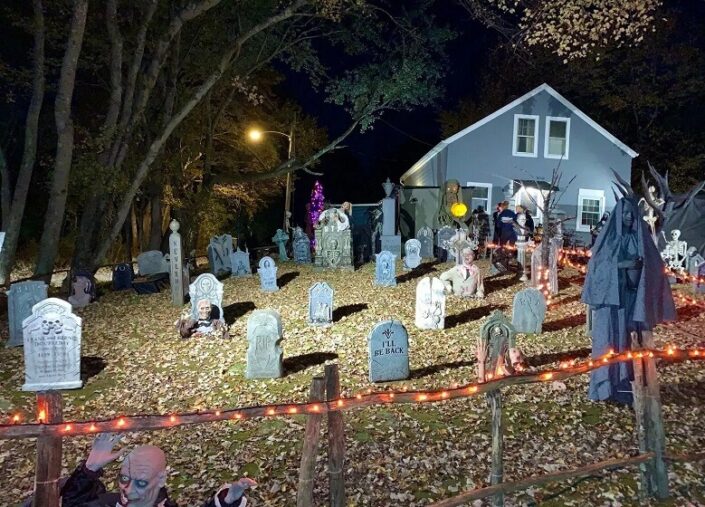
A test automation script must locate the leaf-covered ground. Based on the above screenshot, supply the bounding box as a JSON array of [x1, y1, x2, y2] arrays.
[[1, 259, 704, 506]]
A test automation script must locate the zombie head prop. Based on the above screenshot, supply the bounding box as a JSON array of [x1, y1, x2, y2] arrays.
[[461, 247, 475, 266], [197, 299, 212, 321], [118, 446, 167, 507]]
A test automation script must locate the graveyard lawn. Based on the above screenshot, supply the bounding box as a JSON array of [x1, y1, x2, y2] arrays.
[[1, 260, 704, 506]]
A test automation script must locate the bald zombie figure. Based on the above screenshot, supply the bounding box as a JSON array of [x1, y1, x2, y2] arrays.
[[59, 433, 255, 506]]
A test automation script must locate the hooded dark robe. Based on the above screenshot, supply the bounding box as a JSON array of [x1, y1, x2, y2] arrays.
[[581, 197, 676, 404]]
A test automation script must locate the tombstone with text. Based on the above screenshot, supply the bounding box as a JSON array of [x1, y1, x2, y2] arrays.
[[22, 298, 82, 391], [368, 319, 409, 382]]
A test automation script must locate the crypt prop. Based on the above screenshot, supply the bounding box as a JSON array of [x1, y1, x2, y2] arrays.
[[313, 208, 353, 269], [56, 432, 255, 507], [440, 247, 484, 298], [582, 194, 676, 405]]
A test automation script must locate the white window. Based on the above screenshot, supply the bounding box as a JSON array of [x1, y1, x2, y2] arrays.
[[577, 189, 605, 232], [544, 117, 570, 159], [512, 114, 539, 157], [465, 182, 492, 213]]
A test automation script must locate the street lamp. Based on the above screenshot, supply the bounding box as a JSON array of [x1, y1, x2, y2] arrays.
[[247, 127, 294, 231]]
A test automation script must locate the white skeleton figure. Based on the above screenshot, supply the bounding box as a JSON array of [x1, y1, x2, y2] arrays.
[[639, 185, 664, 243], [661, 229, 688, 271]]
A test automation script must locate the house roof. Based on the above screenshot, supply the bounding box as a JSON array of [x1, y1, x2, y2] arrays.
[[400, 83, 638, 185], [512, 179, 558, 192]]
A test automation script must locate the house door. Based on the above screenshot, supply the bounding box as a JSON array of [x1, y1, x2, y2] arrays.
[[515, 186, 544, 224]]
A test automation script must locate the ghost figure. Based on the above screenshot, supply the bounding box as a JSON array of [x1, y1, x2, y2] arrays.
[[582, 197, 675, 405]]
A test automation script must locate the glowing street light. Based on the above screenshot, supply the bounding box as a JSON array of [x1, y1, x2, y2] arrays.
[[247, 127, 294, 231]]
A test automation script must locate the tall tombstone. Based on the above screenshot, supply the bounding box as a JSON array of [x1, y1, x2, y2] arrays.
[[112, 263, 133, 291], [293, 227, 312, 263], [137, 250, 170, 276], [477, 310, 517, 380], [246, 309, 283, 379], [368, 319, 410, 382], [403, 239, 422, 270], [168, 220, 185, 306], [258, 256, 279, 292], [207, 234, 234, 276], [417, 226, 434, 258], [7, 281, 48, 347], [22, 298, 82, 391], [380, 178, 401, 255], [308, 282, 334, 326], [374, 250, 397, 287], [415, 277, 445, 330], [511, 288, 546, 334], [436, 225, 455, 262], [189, 274, 224, 323], [230, 248, 252, 277]]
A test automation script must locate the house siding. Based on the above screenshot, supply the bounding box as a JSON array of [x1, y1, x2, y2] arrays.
[[400, 88, 634, 243]]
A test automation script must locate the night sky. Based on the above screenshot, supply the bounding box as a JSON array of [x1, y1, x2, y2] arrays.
[[279, 3, 497, 219]]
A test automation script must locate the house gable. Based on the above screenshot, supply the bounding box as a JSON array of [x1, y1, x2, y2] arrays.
[[400, 83, 637, 186]]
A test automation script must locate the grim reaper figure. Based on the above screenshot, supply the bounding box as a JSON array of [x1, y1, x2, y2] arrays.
[[582, 190, 675, 405]]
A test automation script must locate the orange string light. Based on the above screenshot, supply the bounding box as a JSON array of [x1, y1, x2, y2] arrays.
[[5, 347, 705, 436]]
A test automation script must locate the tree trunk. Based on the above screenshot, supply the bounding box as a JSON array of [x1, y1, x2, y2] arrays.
[[0, 0, 45, 286], [148, 192, 163, 250], [89, 0, 308, 268], [0, 147, 11, 229], [34, 0, 88, 280]]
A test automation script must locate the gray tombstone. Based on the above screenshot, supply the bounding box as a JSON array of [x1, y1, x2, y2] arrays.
[[511, 288, 547, 334], [415, 277, 445, 330], [403, 239, 422, 270], [696, 263, 705, 295], [22, 298, 82, 391], [478, 311, 517, 381], [189, 274, 224, 323], [258, 256, 279, 292], [68, 276, 94, 308], [230, 248, 252, 277], [308, 282, 334, 326], [380, 234, 401, 257], [7, 281, 48, 347], [246, 309, 283, 379], [293, 227, 312, 263], [137, 250, 170, 276], [374, 250, 397, 287], [169, 220, 185, 306], [368, 319, 410, 382], [417, 226, 434, 258], [208, 234, 234, 276], [436, 226, 455, 260]]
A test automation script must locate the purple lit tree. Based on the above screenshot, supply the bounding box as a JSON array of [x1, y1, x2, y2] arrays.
[[307, 181, 325, 246]]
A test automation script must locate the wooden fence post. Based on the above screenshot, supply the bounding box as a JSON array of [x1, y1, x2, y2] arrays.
[[297, 377, 326, 507], [33, 391, 63, 507], [325, 364, 346, 507], [488, 389, 504, 507], [632, 331, 669, 499]]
